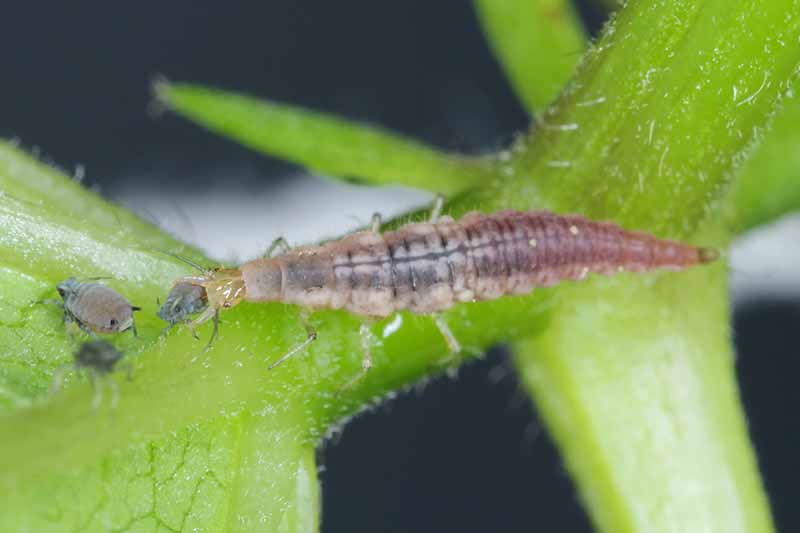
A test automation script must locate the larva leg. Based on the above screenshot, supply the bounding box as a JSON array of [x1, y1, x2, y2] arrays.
[[340, 323, 374, 391], [188, 305, 217, 334], [268, 311, 318, 370], [429, 195, 444, 224], [433, 314, 461, 353], [370, 212, 382, 233], [266, 237, 291, 257]]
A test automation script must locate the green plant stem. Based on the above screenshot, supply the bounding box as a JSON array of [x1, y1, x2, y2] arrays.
[[513, 266, 771, 532], [473, 0, 587, 113], [727, 78, 800, 232], [155, 82, 494, 196], [479, 0, 800, 238]]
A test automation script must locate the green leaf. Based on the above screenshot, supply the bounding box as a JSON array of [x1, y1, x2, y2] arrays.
[[474, 0, 587, 112], [154, 82, 494, 195]]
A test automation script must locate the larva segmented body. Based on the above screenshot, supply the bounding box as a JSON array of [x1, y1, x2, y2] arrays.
[[240, 210, 715, 318], [170, 205, 716, 379]]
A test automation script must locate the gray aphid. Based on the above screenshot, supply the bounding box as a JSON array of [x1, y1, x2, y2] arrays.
[[56, 277, 141, 336], [50, 339, 128, 410], [157, 281, 208, 335]]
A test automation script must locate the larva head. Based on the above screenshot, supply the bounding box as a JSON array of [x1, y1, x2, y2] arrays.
[[167, 254, 245, 315], [196, 268, 246, 312]]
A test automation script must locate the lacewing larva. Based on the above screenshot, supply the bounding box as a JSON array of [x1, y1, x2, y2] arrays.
[[167, 198, 718, 382], [50, 339, 129, 410], [54, 277, 141, 337]]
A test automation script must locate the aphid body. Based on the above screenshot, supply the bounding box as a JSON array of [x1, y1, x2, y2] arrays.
[[50, 339, 128, 410], [74, 339, 126, 374], [157, 281, 208, 331], [175, 205, 717, 377], [57, 277, 140, 335]]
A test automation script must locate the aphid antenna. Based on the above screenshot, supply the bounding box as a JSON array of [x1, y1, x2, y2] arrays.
[[76, 276, 113, 282]]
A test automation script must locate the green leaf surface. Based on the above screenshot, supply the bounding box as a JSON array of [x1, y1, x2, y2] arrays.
[[154, 82, 494, 196], [473, 0, 587, 112], [0, 143, 548, 531]]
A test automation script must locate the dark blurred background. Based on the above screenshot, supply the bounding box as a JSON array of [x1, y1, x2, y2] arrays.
[[1, 1, 798, 531]]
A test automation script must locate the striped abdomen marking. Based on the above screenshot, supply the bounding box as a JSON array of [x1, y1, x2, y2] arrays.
[[240, 210, 715, 318]]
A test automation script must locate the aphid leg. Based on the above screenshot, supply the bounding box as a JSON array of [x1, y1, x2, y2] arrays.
[[49, 364, 75, 396], [159, 323, 174, 338], [61, 310, 77, 339], [34, 298, 62, 307], [108, 379, 120, 409], [268, 311, 318, 370], [119, 360, 134, 381], [76, 319, 98, 339], [429, 194, 444, 224], [131, 306, 142, 338], [432, 314, 461, 353], [339, 323, 375, 391], [0, 385, 29, 408], [90, 373, 104, 412], [370, 212, 382, 234], [266, 237, 291, 258]]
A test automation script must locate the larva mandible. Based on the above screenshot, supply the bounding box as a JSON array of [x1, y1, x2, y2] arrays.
[[169, 198, 718, 381]]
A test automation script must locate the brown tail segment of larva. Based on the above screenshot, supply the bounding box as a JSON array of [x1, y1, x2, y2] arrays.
[[444, 210, 715, 301]]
